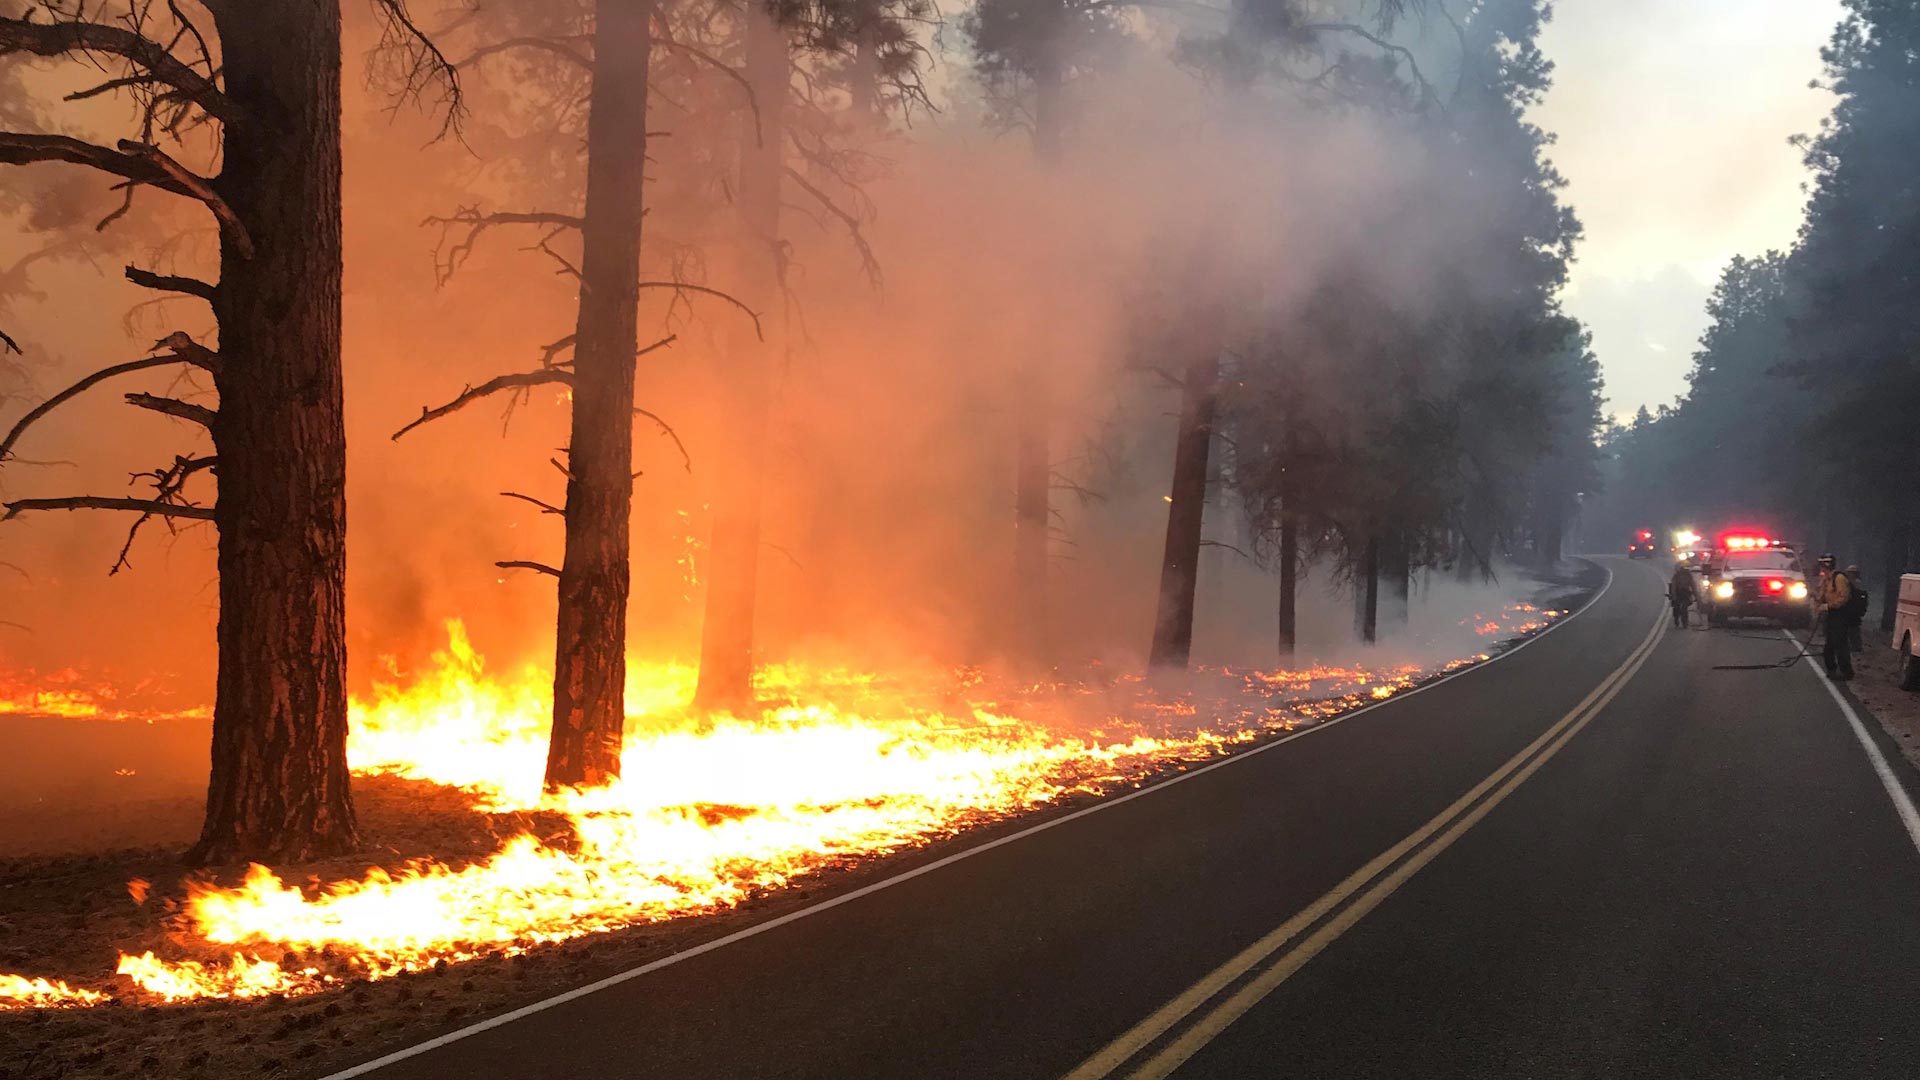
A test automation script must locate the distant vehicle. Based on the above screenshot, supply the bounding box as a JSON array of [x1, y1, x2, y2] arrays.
[[1628, 529, 1658, 559], [1702, 533, 1812, 628], [1894, 574, 1920, 691]]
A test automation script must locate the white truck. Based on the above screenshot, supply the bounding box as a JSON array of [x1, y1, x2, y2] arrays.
[[1895, 574, 1920, 691]]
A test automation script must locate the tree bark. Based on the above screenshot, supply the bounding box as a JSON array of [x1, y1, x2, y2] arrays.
[[1277, 509, 1298, 660], [694, 6, 784, 712], [1148, 351, 1219, 669], [1358, 534, 1380, 645], [190, 1, 355, 864], [547, 0, 652, 788]]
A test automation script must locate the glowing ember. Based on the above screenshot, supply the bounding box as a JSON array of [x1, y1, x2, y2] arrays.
[[0, 601, 1561, 1008]]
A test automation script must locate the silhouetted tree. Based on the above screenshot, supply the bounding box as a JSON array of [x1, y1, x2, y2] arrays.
[[0, 0, 458, 862]]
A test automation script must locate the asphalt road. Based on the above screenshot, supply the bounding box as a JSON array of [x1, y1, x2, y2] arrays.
[[332, 557, 1920, 1080]]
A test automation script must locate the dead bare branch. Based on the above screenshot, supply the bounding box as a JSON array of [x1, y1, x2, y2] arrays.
[[370, 0, 468, 141], [500, 490, 564, 515], [116, 140, 254, 258], [423, 207, 585, 285], [125, 392, 215, 427], [495, 559, 560, 577], [112, 453, 217, 574], [393, 369, 573, 440], [637, 282, 762, 339], [456, 34, 591, 72], [0, 344, 215, 464], [0, 14, 245, 126], [0, 328, 17, 354], [0, 131, 191, 195], [782, 165, 881, 287], [125, 264, 214, 301], [1, 495, 215, 523], [651, 34, 761, 147]]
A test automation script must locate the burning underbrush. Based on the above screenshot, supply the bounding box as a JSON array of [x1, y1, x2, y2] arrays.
[[0, 601, 1561, 1011]]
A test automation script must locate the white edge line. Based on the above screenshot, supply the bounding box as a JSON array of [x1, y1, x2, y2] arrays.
[[1786, 629, 1920, 855], [320, 562, 1619, 1080]]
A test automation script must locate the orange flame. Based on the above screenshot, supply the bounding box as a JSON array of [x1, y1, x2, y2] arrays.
[[0, 602, 1560, 1007]]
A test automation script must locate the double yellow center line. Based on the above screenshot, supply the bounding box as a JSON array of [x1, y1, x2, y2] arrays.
[[1065, 610, 1669, 1080]]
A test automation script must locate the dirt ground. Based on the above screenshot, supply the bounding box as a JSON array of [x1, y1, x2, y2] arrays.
[[1850, 637, 1920, 772]]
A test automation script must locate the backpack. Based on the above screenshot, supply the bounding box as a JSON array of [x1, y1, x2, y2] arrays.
[[1843, 577, 1870, 621]]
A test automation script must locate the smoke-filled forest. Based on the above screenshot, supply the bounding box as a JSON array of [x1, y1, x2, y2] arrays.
[[1585, 1, 1920, 637], [0, 0, 1614, 1071]]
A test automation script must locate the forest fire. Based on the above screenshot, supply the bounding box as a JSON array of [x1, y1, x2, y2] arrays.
[[0, 603, 1560, 1009], [0, 667, 209, 723]]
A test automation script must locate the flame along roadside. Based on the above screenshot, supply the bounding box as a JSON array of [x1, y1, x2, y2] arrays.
[[313, 563, 1615, 1080]]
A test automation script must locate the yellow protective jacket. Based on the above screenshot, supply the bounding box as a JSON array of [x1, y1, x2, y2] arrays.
[[1818, 570, 1851, 612]]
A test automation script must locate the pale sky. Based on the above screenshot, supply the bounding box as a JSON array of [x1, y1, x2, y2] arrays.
[[1532, 0, 1845, 419]]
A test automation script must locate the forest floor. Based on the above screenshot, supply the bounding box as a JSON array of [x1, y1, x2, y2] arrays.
[[1850, 636, 1920, 772], [0, 564, 1600, 1080]]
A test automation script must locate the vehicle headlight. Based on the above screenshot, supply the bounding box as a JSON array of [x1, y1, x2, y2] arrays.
[[1789, 581, 1808, 600], [1714, 581, 1735, 599]]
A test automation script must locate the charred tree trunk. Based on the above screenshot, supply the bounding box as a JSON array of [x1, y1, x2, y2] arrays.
[[191, 1, 356, 864], [695, 8, 784, 711], [1148, 352, 1219, 669], [1277, 509, 1298, 660], [547, 0, 652, 788], [1358, 534, 1380, 645]]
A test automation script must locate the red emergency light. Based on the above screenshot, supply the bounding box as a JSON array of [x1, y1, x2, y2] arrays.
[[1766, 578, 1785, 593], [1717, 531, 1777, 550]]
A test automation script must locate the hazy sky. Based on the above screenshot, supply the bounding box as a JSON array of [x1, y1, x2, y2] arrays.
[[1532, 0, 1845, 419]]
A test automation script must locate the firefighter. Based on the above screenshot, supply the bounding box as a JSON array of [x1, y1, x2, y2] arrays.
[[1668, 562, 1696, 628], [1816, 554, 1854, 680]]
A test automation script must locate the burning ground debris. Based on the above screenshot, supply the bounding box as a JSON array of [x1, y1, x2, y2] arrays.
[[0, 601, 1563, 1014]]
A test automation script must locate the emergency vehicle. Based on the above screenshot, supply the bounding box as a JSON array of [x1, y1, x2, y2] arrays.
[[1628, 529, 1658, 559], [1700, 532, 1812, 628], [1894, 574, 1920, 691]]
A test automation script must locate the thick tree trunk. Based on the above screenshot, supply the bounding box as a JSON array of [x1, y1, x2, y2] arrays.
[[547, 0, 652, 788], [1148, 352, 1219, 669], [694, 7, 784, 711], [191, 1, 355, 864], [1358, 535, 1380, 645], [1277, 510, 1298, 660]]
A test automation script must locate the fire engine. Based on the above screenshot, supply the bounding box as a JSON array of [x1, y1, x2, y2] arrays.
[[1700, 532, 1812, 628], [1627, 529, 1658, 559]]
